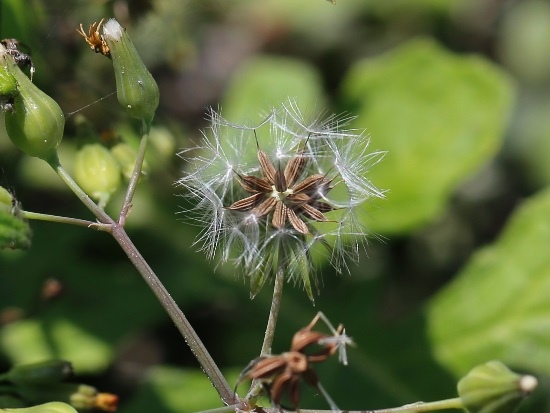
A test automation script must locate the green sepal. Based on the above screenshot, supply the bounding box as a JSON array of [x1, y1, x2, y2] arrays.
[[457, 360, 537, 413]]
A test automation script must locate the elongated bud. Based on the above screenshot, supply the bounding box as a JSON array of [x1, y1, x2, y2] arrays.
[[457, 360, 537, 413], [102, 19, 159, 127], [5, 360, 73, 386], [0, 44, 64, 163], [74, 144, 121, 205], [0, 402, 78, 413]]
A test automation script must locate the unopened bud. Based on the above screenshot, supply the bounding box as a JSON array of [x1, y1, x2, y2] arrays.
[[102, 18, 159, 127], [457, 360, 537, 413], [5, 360, 73, 386], [110, 142, 149, 180], [74, 144, 121, 205], [1, 44, 64, 162]]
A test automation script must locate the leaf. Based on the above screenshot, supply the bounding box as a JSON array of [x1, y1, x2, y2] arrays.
[[426, 188, 550, 377], [340, 38, 515, 234]]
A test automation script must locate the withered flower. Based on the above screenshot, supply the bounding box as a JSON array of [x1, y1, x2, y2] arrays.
[[178, 101, 384, 300], [235, 312, 351, 412]]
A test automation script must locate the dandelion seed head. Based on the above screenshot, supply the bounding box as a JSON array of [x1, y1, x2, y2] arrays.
[[177, 100, 384, 299]]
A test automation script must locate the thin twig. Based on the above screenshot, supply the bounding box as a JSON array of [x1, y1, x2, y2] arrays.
[[47, 157, 236, 405], [111, 224, 236, 405], [21, 210, 110, 231], [119, 120, 149, 226], [260, 261, 285, 356], [49, 157, 113, 224], [301, 397, 464, 413]]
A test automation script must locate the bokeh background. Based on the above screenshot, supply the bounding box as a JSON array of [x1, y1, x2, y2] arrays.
[[1, 0, 550, 411]]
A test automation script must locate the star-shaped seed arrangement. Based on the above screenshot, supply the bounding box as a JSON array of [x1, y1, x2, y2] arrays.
[[228, 140, 335, 234]]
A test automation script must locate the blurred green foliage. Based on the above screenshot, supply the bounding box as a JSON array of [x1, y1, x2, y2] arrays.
[[1, 0, 550, 412]]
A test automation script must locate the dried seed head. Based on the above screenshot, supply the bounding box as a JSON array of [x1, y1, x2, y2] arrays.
[[178, 100, 385, 300]]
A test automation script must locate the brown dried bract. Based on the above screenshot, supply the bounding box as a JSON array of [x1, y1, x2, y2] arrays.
[[76, 18, 111, 58], [228, 137, 336, 234], [235, 313, 347, 412]]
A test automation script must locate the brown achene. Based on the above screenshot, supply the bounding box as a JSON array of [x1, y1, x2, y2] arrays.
[[236, 312, 347, 412], [228, 137, 335, 234]]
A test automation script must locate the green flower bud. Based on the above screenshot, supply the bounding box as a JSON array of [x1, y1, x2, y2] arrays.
[[457, 360, 538, 413], [17, 384, 118, 412], [110, 142, 149, 180], [102, 18, 159, 127], [4, 360, 73, 386], [1, 44, 65, 162], [0, 402, 78, 413], [74, 144, 121, 205]]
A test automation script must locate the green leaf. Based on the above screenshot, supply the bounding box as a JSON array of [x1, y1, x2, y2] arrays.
[[0, 205, 31, 250], [427, 188, 550, 377], [340, 38, 515, 234]]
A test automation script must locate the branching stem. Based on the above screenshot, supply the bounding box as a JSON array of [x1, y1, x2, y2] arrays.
[[45, 155, 237, 405]]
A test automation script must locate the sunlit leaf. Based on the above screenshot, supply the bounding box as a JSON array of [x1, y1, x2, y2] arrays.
[[340, 38, 515, 234], [427, 188, 550, 376]]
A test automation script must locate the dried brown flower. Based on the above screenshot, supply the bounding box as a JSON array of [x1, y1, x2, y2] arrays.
[[236, 312, 350, 412]]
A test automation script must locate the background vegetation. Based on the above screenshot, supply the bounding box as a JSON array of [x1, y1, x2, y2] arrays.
[[1, 0, 549, 411]]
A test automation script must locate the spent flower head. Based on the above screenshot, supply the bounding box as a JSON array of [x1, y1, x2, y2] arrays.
[[178, 101, 384, 300]]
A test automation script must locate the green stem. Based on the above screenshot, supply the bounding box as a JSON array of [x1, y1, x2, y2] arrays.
[[245, 258, 286, 402], [21, 211, 110, 231], [110, 224, 236, 405], [260, 259, 285, 356], [46, 155, 235, 405], [194, 404, 241, 413], [118, 124, 149, 226], [301, 397, 464, 413]]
